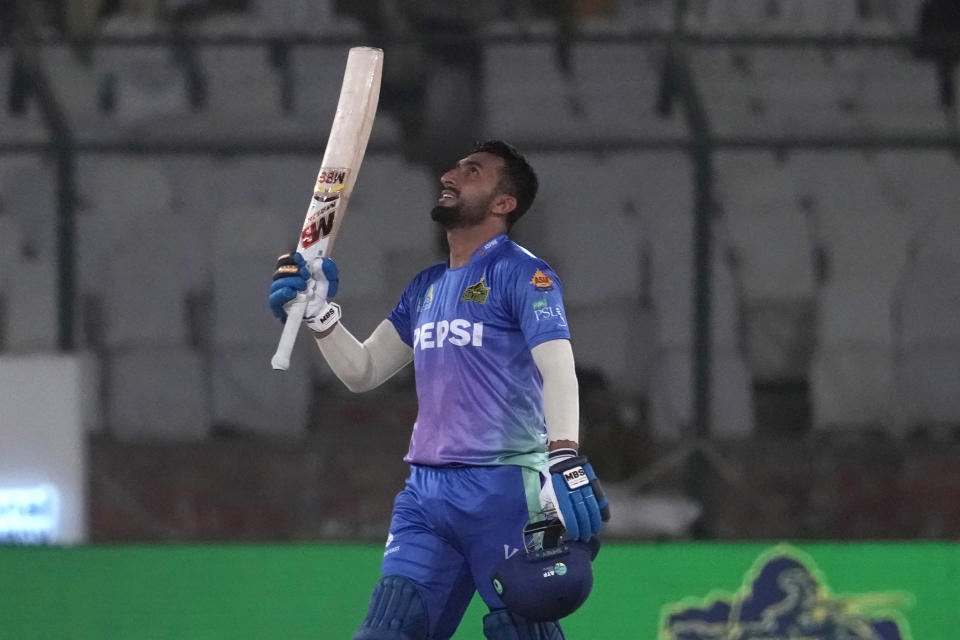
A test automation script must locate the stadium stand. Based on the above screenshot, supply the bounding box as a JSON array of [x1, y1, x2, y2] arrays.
[[686, 0, 900, 35], [39, 44, 103, 133], [0, 155, 58, 351], [75, 155, 210, 439], [569, 41, 686, 139], [198, 44, 282, 124], [742, 48, 852, 136], [247, 0, 360, 37], [0, 49, 47, 142], [209, 167, 292, 345], [484, 40, 684, 143], [106, 345, 209, 440], [715, 152, 816, 302], [210, 345, 313, 438], [833, 48, 943, 134], [574, 150, 754, 439], [92, 16, 190, 127], [528, 152, 644, 304], [893, 195, 960, 433], [714, 151, 816, 383], [77, 155, 206, 349], [791, 152, 912, 431], [0, 204, 16, 347], [482, 42, 584, 142], [6, 0, 960, 542]]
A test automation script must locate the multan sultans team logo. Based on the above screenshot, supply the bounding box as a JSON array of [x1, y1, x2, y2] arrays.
[[461, 277, 490, 304], [660, 545, 912, 640]]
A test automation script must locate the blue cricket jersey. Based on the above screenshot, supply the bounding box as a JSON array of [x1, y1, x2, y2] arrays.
[[387, 234, 571, 469]]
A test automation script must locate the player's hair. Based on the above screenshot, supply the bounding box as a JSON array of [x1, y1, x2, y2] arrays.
[[472, 139, 538, 226]]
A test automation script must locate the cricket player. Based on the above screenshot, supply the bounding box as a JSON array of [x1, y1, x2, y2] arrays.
[[269, 140, 609, 639]]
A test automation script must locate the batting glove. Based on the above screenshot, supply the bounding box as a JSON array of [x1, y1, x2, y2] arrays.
[[540, 449, 610, 542], [269, 252, 341, 332]]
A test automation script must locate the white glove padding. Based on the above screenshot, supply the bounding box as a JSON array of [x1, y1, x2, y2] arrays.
[[300, 255, 341, 333], [304, 299, 341, 333]]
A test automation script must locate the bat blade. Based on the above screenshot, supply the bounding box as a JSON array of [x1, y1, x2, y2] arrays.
[[271, 46, 383, 371]]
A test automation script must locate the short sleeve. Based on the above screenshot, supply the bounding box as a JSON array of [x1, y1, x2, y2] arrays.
[[511, 260, 572, 349], [387, 282, 416, 347]]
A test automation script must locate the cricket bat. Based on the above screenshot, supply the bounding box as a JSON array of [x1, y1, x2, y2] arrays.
[[271, 46, 383, 371]]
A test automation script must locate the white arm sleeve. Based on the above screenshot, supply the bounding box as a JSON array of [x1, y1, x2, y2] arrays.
[[531, 339, 580, 446], [315, 319, 413, 393]]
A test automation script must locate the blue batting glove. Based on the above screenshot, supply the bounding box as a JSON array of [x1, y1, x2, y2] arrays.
[[540, 449, 610, 542], [269, 252, 339, 322]]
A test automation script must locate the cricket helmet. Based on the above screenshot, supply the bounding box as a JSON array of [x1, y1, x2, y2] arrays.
[[490, 519, 599, 622]]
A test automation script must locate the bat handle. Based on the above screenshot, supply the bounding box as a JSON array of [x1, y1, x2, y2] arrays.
[[271, 294, 308, 370]]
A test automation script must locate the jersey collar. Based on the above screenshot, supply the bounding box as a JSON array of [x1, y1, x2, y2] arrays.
[[468, 233, 508, 264]]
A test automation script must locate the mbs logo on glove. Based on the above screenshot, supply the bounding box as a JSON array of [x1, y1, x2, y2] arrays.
[[563, 467, 589, 489]]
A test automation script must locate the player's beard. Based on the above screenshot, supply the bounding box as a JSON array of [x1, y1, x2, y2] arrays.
[[431, 193, 493, 230]]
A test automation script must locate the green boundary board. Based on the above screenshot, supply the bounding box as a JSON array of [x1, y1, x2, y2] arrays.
[[1, 542, 956, 638]]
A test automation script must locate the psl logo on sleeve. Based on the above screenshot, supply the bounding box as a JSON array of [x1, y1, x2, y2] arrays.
[[660, 545, 912, 640], [533, 304, 567, 327]]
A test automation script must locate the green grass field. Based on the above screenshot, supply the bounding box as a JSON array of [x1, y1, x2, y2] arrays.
[[1, 542, 956, 638]]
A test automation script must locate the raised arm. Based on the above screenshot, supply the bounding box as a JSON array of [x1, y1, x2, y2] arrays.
[[314, 320, 413, 393]]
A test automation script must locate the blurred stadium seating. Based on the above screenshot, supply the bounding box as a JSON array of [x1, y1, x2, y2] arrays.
[[2, 0, 959, 541], [0, 155, 59, 351]]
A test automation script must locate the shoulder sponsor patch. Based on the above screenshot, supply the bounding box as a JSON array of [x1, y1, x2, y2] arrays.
[[461, 277, 490, 304], [530, 269, 553, 291]]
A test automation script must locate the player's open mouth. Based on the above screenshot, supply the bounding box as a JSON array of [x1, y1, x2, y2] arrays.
[[438, 189, 458, 204]]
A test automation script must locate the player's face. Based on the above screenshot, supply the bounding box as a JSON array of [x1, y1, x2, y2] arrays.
[[431, 152, 505, 229]]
